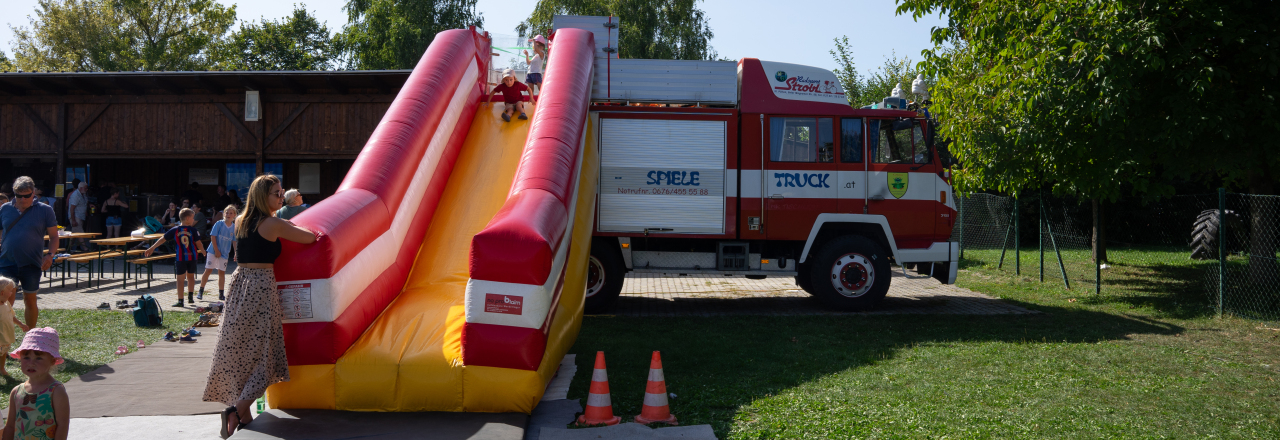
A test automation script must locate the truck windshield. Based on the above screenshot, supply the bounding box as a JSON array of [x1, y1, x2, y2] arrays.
[[869, 119, 930, 165]]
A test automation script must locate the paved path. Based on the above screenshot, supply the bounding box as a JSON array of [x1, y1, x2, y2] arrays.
[[612, 269, 1034, 316]]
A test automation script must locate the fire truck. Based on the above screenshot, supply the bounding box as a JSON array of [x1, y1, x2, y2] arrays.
[[556, 17, 959, 313]]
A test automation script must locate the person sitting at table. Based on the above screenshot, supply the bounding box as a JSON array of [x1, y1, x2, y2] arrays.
[[101, 189, 129, 239], [144, 208, 205, 308], [160, 202, 179, 227]]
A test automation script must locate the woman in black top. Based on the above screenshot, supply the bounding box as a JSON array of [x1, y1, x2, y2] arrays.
[[202, 174, 315, 438], [100, 189, 129, 238]]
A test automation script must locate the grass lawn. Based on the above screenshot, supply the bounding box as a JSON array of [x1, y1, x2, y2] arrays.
[[570, 252, 1280, 439], [0, 309, 195, 410]]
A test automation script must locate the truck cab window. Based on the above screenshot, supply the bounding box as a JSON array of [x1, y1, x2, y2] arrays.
[[840, 118, 862, 163], [912, 122, 930, 164], [871, 119, 920, 164], [770, 117, 818, 162]]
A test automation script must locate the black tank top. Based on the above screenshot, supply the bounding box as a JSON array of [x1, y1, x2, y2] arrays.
[[237, 219, 281, 264], [105, 203, 122, 216]]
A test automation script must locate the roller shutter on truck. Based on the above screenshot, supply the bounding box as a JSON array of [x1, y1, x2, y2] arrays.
[[598, 118, 727, 234]]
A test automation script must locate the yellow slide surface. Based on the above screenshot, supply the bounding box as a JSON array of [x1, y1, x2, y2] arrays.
[[267, 101, 599, 413]]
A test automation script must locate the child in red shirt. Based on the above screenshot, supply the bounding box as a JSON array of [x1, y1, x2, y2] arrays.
[[489, 69, 529, 122]]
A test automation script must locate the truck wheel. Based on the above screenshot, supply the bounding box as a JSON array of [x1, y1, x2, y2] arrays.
[[807, 236, 891, 311], [585, 240, 625, 314]]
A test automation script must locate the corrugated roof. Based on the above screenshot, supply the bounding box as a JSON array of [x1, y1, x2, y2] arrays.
[[0, 70, 412, 96]]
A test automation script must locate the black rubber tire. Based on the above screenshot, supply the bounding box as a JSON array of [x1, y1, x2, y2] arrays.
[[585, 240, 625, 314], [1190, 209, 1240, 260], [807, 235, 891, 311]]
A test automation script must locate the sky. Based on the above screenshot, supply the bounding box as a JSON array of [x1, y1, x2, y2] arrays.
[[2, 0, 946, 73]]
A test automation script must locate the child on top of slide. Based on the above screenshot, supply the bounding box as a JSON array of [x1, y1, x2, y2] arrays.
[[488, 69, 530, 122]]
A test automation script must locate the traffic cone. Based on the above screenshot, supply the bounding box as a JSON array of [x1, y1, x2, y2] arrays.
[[634, 351, 678, 425], [576, 351, 621, 426]]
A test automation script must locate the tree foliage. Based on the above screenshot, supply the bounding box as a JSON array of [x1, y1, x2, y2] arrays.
[[831, 37, 932, 108], [0, 51, 14, 72], [213, 4, 337, 70], [896, 0, 1280, 199], [516, 0, 717, 60], [10, 0, 236, 72], [337, 0, 483, 70]]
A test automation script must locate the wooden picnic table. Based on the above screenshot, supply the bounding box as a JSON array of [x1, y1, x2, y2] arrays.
[[45, 232, 100, 240], [89, 234, 165, 289]]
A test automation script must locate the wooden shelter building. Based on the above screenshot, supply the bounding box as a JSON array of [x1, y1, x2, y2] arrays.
[[0, 70, 408, 223]]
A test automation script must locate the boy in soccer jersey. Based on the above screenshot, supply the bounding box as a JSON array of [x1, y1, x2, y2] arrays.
[[145, 208, 206, 307]]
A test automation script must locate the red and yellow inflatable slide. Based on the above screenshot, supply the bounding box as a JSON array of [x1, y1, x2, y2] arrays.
[[263, 28, 598, 413]]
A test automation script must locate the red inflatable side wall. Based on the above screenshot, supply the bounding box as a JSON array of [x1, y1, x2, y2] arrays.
[[461, 28, 596, 370], [276, 29, 490, 366]]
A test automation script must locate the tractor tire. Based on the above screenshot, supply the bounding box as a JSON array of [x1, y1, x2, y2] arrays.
[[585, 239, 626, 314], [806, 235, 892, 311], [1190, 209, 1241, 260]]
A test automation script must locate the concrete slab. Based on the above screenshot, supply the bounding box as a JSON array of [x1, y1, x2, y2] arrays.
[[539, 423, 717, 440], [524, 399, 581, 440], [69, 415, 223, 440], [229, 409, 526, 440], [64, 326, 225, 418]]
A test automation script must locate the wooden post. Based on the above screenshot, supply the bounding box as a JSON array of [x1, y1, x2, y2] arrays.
[[256, 97, 265, 175], [56, 102, 67, 187]]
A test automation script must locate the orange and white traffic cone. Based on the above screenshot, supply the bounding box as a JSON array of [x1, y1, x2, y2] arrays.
[[634, 351, 678, 425], [576, 351, 621, 426]]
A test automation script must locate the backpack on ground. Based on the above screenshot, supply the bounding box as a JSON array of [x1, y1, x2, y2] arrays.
[[132, 295, 163, 327]]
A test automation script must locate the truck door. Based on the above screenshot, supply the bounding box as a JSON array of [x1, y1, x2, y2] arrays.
[[866, 118, 936, 248], [765, 116, 837, 240], [836, 118, 867, 213]]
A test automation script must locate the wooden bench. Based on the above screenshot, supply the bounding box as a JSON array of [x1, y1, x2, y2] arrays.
[[61, 250, 146, 289], [128, 254, 177, 290]]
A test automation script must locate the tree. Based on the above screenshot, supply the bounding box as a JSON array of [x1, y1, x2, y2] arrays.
[[0, 51, 14, 71], [337, 0, 484, 70], [516, 0, 718, 60], [897, 0, 1279, 277], [830, 37, 932, 108], [10, 0, 235, 72], [213, 4, 337, 70]]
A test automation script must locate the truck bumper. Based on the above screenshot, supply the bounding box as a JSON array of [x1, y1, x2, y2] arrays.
[[896, 241, 959, 284]]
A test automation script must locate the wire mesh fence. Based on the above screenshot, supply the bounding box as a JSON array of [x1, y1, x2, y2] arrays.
[[954, 191, 1279, 322]]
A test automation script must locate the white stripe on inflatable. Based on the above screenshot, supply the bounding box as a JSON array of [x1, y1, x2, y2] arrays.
[[642, 392, 668, 407], [586, 393, 612, 407], [647, 368, 664, 382], [463, 115, 589, 328], [592, 368, 608, 382], [281, 61, 479, 324]]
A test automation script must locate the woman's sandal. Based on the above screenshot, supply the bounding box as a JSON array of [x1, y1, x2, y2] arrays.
[[220, 406, 237, 439]]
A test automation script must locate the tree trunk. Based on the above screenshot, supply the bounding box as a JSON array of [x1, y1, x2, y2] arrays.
[[1092, 198, 1108, 264], [1246, 177, 1278, 289]]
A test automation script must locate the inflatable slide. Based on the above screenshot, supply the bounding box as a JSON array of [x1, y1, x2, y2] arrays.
[[262, 28, 598, 413]]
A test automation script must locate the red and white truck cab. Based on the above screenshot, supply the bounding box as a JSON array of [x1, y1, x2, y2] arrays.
[[553, 16, 957, 312], [580, 58, 958, 312]]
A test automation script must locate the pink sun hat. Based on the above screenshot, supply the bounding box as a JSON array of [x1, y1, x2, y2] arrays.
[[530, 35, 550, 47], [10, 327, 64, 365]]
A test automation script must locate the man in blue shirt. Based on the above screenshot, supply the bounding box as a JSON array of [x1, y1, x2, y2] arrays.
[[0, 176, 60, 328]]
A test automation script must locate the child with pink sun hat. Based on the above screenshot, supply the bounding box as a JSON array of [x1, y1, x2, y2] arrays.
[[3, 327, 70, 440]]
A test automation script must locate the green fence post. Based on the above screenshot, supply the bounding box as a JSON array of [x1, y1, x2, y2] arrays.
[[1046, 211, 1071, 289], [1015, 196, 1021, 276], [1094, 201, 1101, 295], [1218, 187, 1225, 318], [1040, 192, 1045, 282], [998, 206, 1013, 269], [957, 196, 964, 259]]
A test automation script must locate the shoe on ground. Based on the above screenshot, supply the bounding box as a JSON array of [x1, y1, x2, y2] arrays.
[[197, 290, 204, 300], [96, 302, 110, 310], [218, 292, 225, 301], [186, 328, 202, 337], [518, 112, 528, 120], [163, 331, 176, 342], [501, 112, 511, 122], [173, 301, 184, 308], [188, 293, 195, 303], [179, 335, 195, 343]]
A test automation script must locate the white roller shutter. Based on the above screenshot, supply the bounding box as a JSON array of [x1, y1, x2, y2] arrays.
[[598, 118, 726, 234]]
